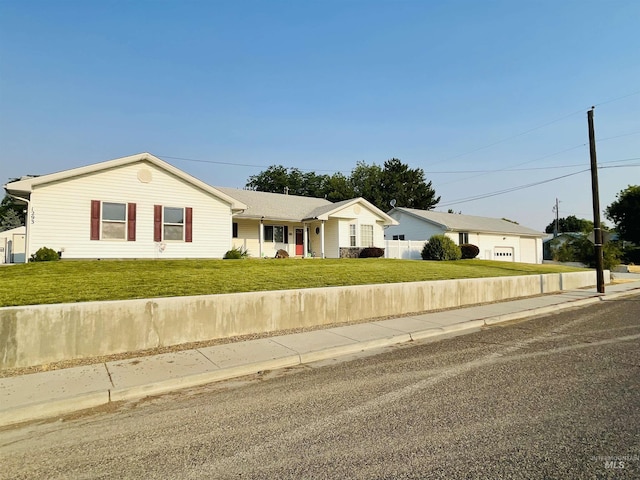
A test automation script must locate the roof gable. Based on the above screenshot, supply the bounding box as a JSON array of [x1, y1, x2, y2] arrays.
[[4, 153, 246, 210], [305, 197, 398, 225], [391, 207, 544, 237]]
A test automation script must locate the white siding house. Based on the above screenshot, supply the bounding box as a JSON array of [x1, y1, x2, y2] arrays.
[[385, 207, 546, 264], [217, 188, 397, 258], [4, 153, 397, 261], [4, 153, 246, 260]]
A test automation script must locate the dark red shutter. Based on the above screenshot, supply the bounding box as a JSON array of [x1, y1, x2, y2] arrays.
[[127, 203, 137, 241], [185, 207, 193, 243], [90, 200, 100, 240], [154, 205, 162, 242]]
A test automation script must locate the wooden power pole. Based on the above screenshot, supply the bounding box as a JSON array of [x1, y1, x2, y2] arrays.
[[587, 107, 605, 293]]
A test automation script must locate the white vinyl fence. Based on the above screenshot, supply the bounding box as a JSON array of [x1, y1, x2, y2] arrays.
[[384, 239, 426, 260]]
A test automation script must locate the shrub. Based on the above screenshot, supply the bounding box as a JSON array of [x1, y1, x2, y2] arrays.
[[223, 246, 249, 259], [30, 247, 60, 262], [359, 247, 384, 258], [460, 243, 480, 259], [421, 235, 462, 261], [554, 236, 621, 270]]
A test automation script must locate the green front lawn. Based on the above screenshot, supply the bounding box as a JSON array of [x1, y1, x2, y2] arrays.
[[0, 258, 585, 307]]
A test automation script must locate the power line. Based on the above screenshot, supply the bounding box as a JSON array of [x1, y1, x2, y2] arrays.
[[426, 89, 640, 168], [438, 169, 590, 207], [156, 154, 343, 173], [426, 157, 640, 174], [437, 160, 639, 207]]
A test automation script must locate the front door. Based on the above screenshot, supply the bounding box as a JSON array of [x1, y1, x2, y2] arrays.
[[295, 228, 304, 256]]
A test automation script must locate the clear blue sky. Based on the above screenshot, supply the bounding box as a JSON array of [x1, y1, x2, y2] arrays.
[[1, 0, 638, 231]]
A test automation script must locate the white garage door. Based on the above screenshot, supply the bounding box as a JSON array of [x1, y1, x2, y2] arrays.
[[494, 247, 514, 262]]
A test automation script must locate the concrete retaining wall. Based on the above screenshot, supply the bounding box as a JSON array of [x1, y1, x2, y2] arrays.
[[0, 270, 607, 370]]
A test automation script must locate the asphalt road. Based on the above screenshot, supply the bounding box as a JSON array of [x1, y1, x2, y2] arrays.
[[1, 294, 639, 479]]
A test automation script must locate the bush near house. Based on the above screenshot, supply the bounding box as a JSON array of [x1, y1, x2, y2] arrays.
[[359, 247, 384, 258], [223, 247, 249, 259], [460, 243, 480, 259], [421, 235, 462, 261], [30, 247, 60, 262]]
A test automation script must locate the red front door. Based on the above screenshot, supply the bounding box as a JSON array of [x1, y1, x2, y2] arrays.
[[295, 229, 304, 256]]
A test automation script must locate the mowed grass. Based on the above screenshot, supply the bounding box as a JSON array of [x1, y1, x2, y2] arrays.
[[0, 258, 585, 307]]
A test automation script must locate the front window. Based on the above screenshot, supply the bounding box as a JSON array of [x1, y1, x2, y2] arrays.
[[102, 202, 126, 239], [459, 232, 469, 244], [164, 207, 184, 241], [349, 224, 356, 247], [264, 225, 287, 243], [360, 224, 374, 247]]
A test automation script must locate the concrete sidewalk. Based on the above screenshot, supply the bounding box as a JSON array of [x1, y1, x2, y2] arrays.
[[2, 280, 639, 427]]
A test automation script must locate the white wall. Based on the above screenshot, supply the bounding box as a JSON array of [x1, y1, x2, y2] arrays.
[[384, 239, 424, 259], [0, 226, 26, 263], [385, 210, 444, 240], [27, 161, 234, 259], [0, 270, 607, 370]]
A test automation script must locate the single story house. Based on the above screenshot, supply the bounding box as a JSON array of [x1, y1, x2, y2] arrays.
[[385, 207, 546, 263], [3, 153, 397, 261], [216, 187, 398, 258], [0, 226, 26, 264], [4, 153, 247, 260]]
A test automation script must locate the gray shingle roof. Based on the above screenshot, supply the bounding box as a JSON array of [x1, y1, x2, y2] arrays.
[[216, 187, 333, 221], [394, 208, 545, 236]]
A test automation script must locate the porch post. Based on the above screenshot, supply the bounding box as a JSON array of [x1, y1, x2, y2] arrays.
[[259, 217, 264, 258], [320, 220, 325, 259], [303, 223, 308, 258]]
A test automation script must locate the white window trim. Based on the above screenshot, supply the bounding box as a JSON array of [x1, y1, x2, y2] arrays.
[[163, 206, 185, 242], [101, 201, 127, 241]]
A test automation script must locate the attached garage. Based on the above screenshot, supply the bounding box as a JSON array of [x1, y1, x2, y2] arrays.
[[385, 208, 546, 264]]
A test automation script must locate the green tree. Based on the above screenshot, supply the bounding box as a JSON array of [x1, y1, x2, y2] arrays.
[[0, 195, 25, 232], [551, 235, 620, 270], [606, 185, 640, 244], [349, 161, 385, 207], [323, 173, 355, 202], [378, 158, 440, 211], [246, 166, 309, 196], [545, 215, 594, 234], [245, 158, 440, 212]]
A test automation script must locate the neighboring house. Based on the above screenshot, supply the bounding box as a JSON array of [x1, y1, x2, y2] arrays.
[[386, 207, 546, 263], [543, 231, 619, 260], [543, 232, 584, 260], [217, 187, 398, 258], [3, 152, 397, 261], [4, 153, 246, 261], [0, 226, 26, 264]]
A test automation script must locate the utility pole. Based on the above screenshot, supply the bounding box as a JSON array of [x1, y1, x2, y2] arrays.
[[587, 107, 605, 293], [552, 198, 560, 237]]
